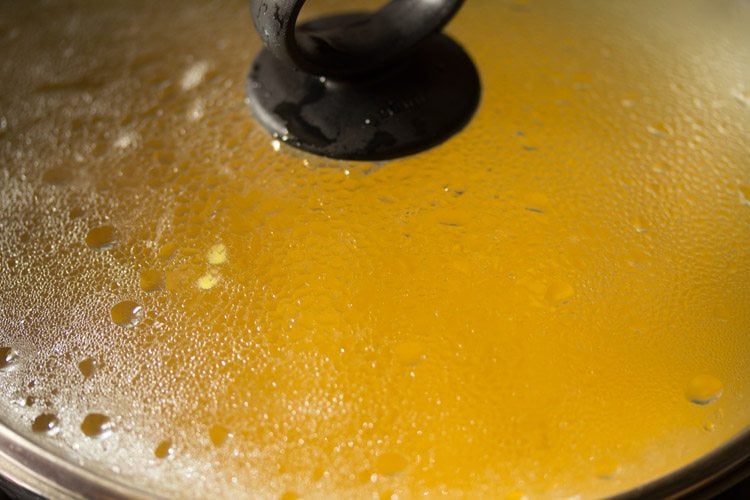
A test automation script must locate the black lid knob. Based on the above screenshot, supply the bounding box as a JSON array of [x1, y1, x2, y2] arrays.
[[247, 0, 481, 161]]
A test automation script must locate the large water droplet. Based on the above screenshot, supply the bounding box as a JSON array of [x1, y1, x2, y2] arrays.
[[81, 413, 113, 438], [629, 216, 649, 234], [154, 439, 174, 459], [209, 424, 231, 446], [739, 185, 750, 206], [32, 413, 60, 435], [393, 342, 425, 366], [686, 375, 723, 405], [78, 357, 98, 379], [207, 243, 227, 265], [197, 271, 220, 290], [545, 280, 574, 305], [111, 301, 142, 328], [594, 457, 621, 479], [158, 242, 178, 260], [374, 452, 408, 476], [140, 269, 164, 292], [85, 225, 116, 250], [180, 61, 209, 91], [42, 166, 73, 185], [646, 122, 672, 137], [0, 347, 19, 371]]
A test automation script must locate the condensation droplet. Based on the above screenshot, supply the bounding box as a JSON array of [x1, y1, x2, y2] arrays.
[[686, 375, 723, 405], [739, 185, 750, 206], [731, 85, 750, 106], [111, 301, 142, 328], [85, 225, 116, 250], [0, 347, 19, 371], [69, 207, 85, 219], [374, 452, 408, 476], [78, 357, 98, 379], [188, 98, 205, 122], [594, 457, 621, 479], [545, 280, 574, 305], [81, 413, 113, 438], [209, 424, 231, 446], [140, 269, 165, 292], [158, 243, 178, 260], [32, 413, 60, 435], [646, 122, 672, 137], [181, 61, 209, 90], [393, 342, 425, 366], [207, 244, 227, 265], [629, 216, 649, 233], [113, 131, 138, 149], [42, 166, 73, 185], [154, 439, 174, 459], [197, 271, 220, 290], [523, 192, 548, 213]]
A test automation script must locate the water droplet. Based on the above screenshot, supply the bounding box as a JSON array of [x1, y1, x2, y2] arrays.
[[594, 457, 621, 479], [111, 301, 142, 328], [374, 452, 408, 476], [523, 192, 548, 213], [140, 269, 164, 292], [180, 61, 209, 90], [731, 85, 750, 106], [739, 185, 750, 206], [544, 280, 574, 305], [81, 413, 113, 438], [207, 244, 227, 265], [69, 207, 85, 219], [154, 439, 174, 459], [209, 424, 231, 446], [197, 271, 220, 290], [42, 167, 73, 185], [393, 342, 425, 366], [113, 131, 138, 149], [629, 216, 649, 233], [686, 375, 723, 405], [188, 99, 205, 122], [0, 347, 19, 371], [646, 122, 672, 137], [32, 413, 60, 435], [85, 225, 116, 250], [158, 243, 178, 260], [78, 357, 98, 379]]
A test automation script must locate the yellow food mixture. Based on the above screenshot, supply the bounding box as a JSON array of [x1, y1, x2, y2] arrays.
[[0, 0, 749, 497]]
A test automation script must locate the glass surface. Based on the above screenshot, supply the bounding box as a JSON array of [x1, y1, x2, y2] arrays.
[[0, 0, 749, 497]]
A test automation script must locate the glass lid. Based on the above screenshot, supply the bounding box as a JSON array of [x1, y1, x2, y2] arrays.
[[0, 0, 748, 497]]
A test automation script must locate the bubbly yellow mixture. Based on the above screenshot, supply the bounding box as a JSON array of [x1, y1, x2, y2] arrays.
[[0, 0, 749, 498]]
